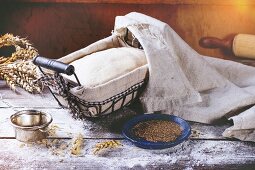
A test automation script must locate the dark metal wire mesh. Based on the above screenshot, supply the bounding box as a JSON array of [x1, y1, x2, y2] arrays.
[[38, 73, 145, 119]]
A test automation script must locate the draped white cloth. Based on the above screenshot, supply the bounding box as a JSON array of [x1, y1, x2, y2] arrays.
[[114, 12, 255, 142]]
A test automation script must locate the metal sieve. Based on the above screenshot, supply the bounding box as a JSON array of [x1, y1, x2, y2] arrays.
[[10, 110, 52, 142]]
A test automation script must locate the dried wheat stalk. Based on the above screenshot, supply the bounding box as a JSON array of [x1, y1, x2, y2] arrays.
[[0, 33, 42, 93], [93, 140, 122, 154], [70, 134, 84, 155], [0, 61, 42, 93], [0, 33, 37, 64]]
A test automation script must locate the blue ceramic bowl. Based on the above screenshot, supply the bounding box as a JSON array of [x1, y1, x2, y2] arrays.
[[122, 114, 191, 149]]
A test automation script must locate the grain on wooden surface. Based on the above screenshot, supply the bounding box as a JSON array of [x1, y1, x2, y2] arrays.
[[0, 106, 232, 139], [1, 80, 255, 169], [0, 139, 254, 169], [0, 80, 232, 139]]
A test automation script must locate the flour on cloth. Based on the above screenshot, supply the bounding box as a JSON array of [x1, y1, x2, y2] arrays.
[[113, 12, 255, 142]]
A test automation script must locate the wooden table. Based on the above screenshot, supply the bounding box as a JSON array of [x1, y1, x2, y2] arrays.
[[0, 80, 254, 170]]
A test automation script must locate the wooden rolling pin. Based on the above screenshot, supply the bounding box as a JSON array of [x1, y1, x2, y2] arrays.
[[199, 34, 255, 59]]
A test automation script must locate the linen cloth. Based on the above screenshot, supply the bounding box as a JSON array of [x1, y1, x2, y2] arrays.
[[114, 12, 255, 142]]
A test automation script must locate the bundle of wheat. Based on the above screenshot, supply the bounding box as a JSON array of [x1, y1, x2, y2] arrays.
[[0, 61, 41, 92], [0, 33, 42, 93]]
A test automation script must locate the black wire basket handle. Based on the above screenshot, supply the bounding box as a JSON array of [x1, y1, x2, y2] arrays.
[[33, 56, 74, 75], [33, 55, 82, 109], [33, 56, 81, 86]]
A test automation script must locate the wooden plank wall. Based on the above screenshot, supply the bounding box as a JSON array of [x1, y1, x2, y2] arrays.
[[1, 0, 255, 59]]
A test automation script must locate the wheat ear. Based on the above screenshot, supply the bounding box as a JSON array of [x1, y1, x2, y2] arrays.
[[93, 140, 122, 154]]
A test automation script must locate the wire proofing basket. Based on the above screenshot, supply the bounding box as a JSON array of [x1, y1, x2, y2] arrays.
[[34, 30, 148, 119]]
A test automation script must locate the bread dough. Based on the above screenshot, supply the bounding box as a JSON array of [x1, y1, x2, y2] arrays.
[[66, 47, 147, 87]]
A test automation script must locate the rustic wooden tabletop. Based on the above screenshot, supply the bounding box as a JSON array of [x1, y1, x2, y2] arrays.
[[0, 80, 254, 170]]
